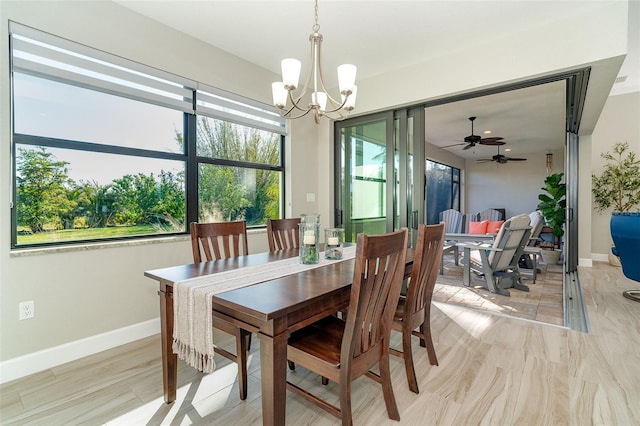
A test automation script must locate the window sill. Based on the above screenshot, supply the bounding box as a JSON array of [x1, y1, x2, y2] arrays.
[[10, 234, 191, 257], [10, 227, 267, 257]]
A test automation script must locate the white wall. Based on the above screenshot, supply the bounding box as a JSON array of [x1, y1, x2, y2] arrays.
[[590, 92, 640, 258], [0, 0, 282, 378], [354, 2, 627, 132], [464, 149, 565, 219]]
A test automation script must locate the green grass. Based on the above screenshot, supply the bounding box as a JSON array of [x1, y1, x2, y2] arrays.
[[16, 224, 173, 245]]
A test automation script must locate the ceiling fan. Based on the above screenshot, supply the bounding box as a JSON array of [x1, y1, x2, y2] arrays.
[[477, 146, 527, 164], [442, 116, 505, 150]]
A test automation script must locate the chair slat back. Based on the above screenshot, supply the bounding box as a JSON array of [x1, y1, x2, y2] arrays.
[[489, 214, 531, 270], [405, 224, 445, 317], [462, 213, 475, 234], [477, 208, 503, 222], [266, 218, 301, 252], [528, 210, 544, 246], [438, 209, 463, 234], [190, 221, 249, 263], [342, 229, 408, 367]]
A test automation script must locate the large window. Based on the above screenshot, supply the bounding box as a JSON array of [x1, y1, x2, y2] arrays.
[[10, 23, 285, 248], [425, 160, 460, 225]]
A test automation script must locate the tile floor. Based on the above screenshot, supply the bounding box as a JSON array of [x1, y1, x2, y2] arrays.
[[435, 255, 565, 326]]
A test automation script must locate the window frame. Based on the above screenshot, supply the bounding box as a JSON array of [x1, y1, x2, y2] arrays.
[[425, 159, 461, 225], [9, 22, 286, 249]]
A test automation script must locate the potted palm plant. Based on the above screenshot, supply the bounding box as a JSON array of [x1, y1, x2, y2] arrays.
[[537, 172, 566, 264], [592, 142, 640, 300]]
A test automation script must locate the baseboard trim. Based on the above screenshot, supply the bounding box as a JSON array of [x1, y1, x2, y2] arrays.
[[591, 253, 609, 263], [579, 257, 594, 267], [0, 318, 159, 384]]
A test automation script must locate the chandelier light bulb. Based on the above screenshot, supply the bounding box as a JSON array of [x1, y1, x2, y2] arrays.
[[272, 82, 288, 108], [337, 64, 357, 95], [281, 58, 301, 90], [312, 91, 327, 111]]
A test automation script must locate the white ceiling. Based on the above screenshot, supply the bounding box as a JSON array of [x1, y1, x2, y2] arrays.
[[115, 0, 639, 160], [424, 81, 566, 160]]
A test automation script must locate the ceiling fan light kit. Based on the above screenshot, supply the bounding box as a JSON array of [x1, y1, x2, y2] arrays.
[[477, 145, 527, 164]]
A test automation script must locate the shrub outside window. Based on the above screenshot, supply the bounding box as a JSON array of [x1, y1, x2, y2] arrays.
[[425, 160, 460, 225]]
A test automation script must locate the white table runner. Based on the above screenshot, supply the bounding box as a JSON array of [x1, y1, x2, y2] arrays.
[[173, 245, 357, 373]]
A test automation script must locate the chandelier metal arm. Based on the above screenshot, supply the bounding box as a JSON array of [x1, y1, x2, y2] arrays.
[[314, 40, 350, 111], [280, 103, 314, 120]]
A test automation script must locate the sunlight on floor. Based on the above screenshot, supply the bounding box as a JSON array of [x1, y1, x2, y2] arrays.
[[106, 358, 242, 425], [434, 301, 494, 338]]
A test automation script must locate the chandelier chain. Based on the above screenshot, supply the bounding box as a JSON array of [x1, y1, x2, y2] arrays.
[[312, 0, 320, 33]]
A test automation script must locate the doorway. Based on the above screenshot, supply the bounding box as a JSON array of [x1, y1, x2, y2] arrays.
[[335, 69, 589, 272]]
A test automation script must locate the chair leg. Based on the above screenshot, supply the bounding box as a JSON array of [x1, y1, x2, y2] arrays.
[[339, 379, 353, 426], [246, 333, 252, 351], [379, 350, 400, 421], [418, 323, 426, 347], [421, 322, 439, 366], [402, 327, 419, 394], [236, 328, 249, 400], [288, 360, 296, 371]]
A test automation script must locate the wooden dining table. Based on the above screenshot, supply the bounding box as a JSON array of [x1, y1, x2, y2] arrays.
[[145, 246, 414, 426]]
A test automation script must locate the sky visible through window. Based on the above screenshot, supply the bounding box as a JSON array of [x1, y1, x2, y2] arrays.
[[14, 73, 184, 185]]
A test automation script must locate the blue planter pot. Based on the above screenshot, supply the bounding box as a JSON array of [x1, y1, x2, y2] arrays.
[[610, 212, 640, 302]]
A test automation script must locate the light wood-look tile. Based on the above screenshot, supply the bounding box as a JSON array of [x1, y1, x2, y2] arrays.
[[1, 262, 639, 425], [436, 257, 565, 326]]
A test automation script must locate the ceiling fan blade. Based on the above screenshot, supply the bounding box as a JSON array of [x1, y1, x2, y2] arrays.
[[441, 142, 467, 148], [505, 157, 527, 161], [462, 143, 475, 150], [479, 137, 505, 146], [476, 159, 494, 163]]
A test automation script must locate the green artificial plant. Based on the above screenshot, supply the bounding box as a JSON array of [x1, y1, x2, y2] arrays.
[[592, 142, 640, 212], [537, 172, 566, 249]]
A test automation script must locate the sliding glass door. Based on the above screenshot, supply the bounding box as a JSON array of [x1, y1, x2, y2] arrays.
[[335, 108, 424, 245], [335, 112, 392, 241]]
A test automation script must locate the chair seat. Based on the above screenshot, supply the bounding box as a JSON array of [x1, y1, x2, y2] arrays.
[[289, 317, 344, 367]]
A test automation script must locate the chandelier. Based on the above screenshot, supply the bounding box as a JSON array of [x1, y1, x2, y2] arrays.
[[271, 0, 357, 124]]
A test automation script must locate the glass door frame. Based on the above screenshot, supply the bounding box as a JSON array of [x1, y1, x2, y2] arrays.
[[334, 111, 394, 241], [334, 108, 424, 244]]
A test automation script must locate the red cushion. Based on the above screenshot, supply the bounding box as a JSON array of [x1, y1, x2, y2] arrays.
[[487, 220, 504, 234], [469, 220, 488, 234]]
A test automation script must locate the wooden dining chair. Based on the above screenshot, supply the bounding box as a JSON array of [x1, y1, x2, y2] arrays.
[[190, 220, 249, 262], [189, 220, 251, 400], [266, 218, 300, 251], [438, 209, 462, 274], [286, 228, 409, 426], [390, 223, 445, 394]]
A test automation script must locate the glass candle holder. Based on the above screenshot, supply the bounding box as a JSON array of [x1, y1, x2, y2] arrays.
[[299, 214, 320, 264], [324, 228, 344, 260]]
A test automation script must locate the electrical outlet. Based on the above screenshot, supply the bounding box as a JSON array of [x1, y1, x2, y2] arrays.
[[19, 301, 35, 320]]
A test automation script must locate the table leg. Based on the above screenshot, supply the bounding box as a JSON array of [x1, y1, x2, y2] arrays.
[[258, 330, 289, 426], [463, 246, 471, 286], [158, 284, 177, 404]]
